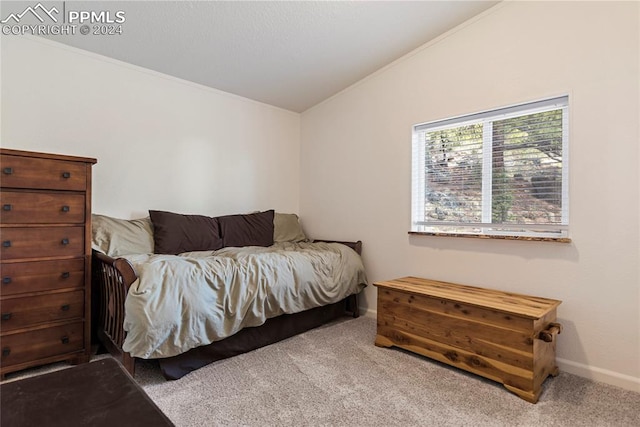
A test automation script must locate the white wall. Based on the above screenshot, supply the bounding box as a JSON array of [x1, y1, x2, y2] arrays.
[[1, 36, 301, 219], [2, 1, 638, 393], [301, 1, 640, 392]]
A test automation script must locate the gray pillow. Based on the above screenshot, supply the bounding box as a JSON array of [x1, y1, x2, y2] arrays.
[[92, 214, 154, 256], [274, 213, 308, 243]]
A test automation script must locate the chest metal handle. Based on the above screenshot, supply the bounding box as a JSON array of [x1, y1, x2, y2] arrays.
[[61, 336, 70, 344], [3, 167, 12, 175], [61, 304, 70, 312], [61, 205, 70, 212], [2, 347, 10, 357], [62, 172, 71, 179], [61, 238, 69, 246], [2, 241, 11, 248], [61, 272, 70, 279], [2, 204, 12, 211], [2, 277, 11, 285], [1, 313, 12, 321]]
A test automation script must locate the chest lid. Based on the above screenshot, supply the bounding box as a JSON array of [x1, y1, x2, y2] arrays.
[[374, 276, 561, 319]]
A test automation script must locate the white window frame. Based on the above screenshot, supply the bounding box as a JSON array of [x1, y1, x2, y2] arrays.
[[411, 96, 569, 240]]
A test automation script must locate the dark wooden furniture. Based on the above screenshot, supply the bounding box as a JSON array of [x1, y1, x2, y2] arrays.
[[93, 240, 363, 379], [375, 276, 562, 403], [0, 149, 97, 378], [0, 358, 174, 427]]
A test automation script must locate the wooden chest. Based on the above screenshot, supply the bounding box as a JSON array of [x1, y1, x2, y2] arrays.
[[374, 277, 562, 403], [0, 148, 97, 378]]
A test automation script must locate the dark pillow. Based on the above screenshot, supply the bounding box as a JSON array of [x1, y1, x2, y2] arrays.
[[218, 210, 275, 248], [149, 210, 223, 255]]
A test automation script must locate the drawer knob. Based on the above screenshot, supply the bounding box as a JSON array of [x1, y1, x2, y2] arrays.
[[2, 204, 12, 211], [62, 172, 71, 179], [2, 167, 13, 175], [2, 241, 11, 248], [2, 347, 10, 357], [2, 277, 11, 285], [61, 238, 69, 246], [61, 304, 70, 311], [1, 313, 12, 321], [61, 205, 70, 212], [61, 336, 70, 344], [61, 272, 70, 279]]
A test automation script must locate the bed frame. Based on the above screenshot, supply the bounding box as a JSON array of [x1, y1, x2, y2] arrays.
[[91, 240, 363, 379]]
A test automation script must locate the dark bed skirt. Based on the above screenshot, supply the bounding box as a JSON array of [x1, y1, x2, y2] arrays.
[[158, 296, 355, 380]]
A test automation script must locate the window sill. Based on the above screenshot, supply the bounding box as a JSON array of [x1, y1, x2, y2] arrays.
[[408, 231, 572, 243]]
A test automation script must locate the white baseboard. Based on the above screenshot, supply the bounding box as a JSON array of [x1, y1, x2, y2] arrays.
[[557, 358, 640, 393], [359, 308, 639, 393], [361, 308, 377, 319]]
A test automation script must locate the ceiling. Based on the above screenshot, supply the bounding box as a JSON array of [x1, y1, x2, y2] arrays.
[[22, 1, 498, 112]]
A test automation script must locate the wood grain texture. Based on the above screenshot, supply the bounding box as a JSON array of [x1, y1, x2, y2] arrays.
[[0, 154, 88, 191], [0, 149, 96, 378], [0, 259, 84, 296], [1, 290, 84, 331], [376, 276, 561, 319], [0, 148, 97, 164], [0, 191, 85, 224], [408, 231, 572, 243], [374, 277, 562, 403], [1, 321, 84, 366], [0, 226, 84, 261]]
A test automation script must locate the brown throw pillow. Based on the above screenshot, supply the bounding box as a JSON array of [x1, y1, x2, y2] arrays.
[[149, 210, 223, 255], [218, 210, 275, 248]]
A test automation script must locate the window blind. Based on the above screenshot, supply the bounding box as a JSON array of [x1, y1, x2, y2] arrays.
[[411, 96, 569, 238]]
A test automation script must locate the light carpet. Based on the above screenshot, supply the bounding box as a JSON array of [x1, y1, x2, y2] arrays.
[[131, 316, 639, 427]]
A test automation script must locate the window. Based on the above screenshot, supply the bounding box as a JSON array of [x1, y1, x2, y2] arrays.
[[411, 96, 569, 240]]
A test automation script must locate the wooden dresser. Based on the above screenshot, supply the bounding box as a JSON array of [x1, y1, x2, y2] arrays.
[[375, 277, 562, 403], [0, 149, 97, 378]]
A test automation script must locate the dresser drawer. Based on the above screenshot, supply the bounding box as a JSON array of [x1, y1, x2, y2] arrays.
[[0, 259, 84, 296], [1, 322, 84, 367], [0, 191, 85, 224], [0, 291, 84, 332], [0, 155, 87, 191], [0, 227, 84, 260], [1, 290, 84, 331]]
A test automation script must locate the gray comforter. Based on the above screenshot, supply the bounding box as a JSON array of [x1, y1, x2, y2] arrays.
[[121, 241, 367, 359]]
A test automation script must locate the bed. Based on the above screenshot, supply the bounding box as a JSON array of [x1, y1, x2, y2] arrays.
[[91, 210, 367, 379]]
